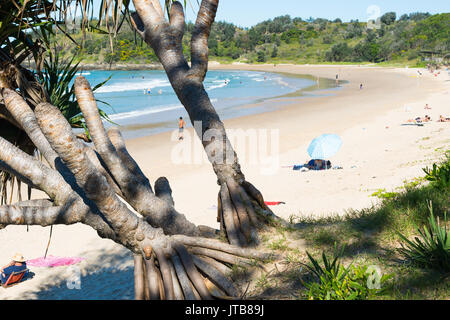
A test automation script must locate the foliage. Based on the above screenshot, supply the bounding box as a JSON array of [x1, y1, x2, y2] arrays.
[[56, 11, 449, 66], [256, 50, 267, 62], [423, 152, 450, 189], [396, 203, 449, 272], [381, 12, 397, 25], [289, 148, 450, 299], [371, 189, 398, 200], [325, 43, 352, 62], [301, 244, 390, 300], [40, 49, 113, 133]]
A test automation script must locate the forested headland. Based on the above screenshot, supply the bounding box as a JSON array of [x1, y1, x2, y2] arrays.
[[51, 11, 450, 67]]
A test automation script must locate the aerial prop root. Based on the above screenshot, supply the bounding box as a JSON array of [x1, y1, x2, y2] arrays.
[[133, 238, 272, 300], [217, 177, 284, 246]]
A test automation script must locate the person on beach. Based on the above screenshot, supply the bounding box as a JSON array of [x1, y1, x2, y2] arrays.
[[178, 117, 186, 140], [424, 104, 432, 110], [360, 83, 363, 90], [438, 115, 450, 122], [0, 253, 27, 284], [408, 115, 431, 123], [306, 159, 331, 170]]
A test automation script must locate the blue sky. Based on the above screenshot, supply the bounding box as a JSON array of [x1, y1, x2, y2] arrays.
[[213, 0, 450, 27], [91, 0, 450, 28]]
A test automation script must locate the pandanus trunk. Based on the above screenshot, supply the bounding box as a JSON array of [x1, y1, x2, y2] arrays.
[[0, 0, 280, 301], [0, 79, 274, 300], [131, 0, 283, 246]]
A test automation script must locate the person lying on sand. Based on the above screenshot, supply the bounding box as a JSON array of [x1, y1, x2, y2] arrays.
[[306, 159, 332, 170], [407, 115, 431, 123], [424, 104, 432, 110], [438, 115, 450, 122], [0, 253, 27, 284]]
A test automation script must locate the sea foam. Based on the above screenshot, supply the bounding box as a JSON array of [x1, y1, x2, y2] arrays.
[[96, 79, 171, 93]]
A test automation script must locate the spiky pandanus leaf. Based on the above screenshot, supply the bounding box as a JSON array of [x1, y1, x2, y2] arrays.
[[0, 1, 115, 203], [396, 202, 450, 272]]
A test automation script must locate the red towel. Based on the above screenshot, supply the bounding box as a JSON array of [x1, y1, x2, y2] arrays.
[[264, 201, 285, 206]]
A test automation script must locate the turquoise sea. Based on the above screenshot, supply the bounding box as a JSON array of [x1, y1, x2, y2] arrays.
[[78, 69, 338, 138]]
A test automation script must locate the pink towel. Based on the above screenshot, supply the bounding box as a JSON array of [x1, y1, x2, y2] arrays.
[[27, 255, 84, 267]]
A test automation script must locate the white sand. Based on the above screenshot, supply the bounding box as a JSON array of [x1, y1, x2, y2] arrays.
[[1, 64, 449, 299]]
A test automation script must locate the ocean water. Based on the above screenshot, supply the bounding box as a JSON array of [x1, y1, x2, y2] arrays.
[[78, 70, 320, 138]]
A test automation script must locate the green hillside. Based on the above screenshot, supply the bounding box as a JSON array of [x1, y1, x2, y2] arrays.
[[53, 12, 450, 67]]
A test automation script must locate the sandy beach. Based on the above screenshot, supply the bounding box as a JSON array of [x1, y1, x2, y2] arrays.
[[1, 63, 449, 299]]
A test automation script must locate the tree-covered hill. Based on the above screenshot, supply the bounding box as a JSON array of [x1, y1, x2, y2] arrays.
[[54, 11, 450, 66]]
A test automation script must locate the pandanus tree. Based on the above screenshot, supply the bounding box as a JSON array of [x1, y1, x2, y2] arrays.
[[0, 79, 273, 299], [0, 0, 285, 299], [129, 0, 283, 246]]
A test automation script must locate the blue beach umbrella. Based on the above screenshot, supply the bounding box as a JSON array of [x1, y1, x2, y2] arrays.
[[307, 134, 342, 160]]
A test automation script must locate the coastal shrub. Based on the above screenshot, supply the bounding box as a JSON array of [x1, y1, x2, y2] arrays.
[[423, 152, 450, 189], [271, 45, 278, 58], [257, 50, 267, 62], [380, 12, 397, 25], [371, 189, 398, 200], [322, 35, 333, 44], [300, 245, 389, 300], [52, 12, 449, 66], [396, 203, 450, 272], [325, 43, 352, 61], [39, 37, 113, 135]]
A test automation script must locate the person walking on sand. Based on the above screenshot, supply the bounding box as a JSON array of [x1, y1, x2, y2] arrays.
[[178, 117, 186, 140], [0, 253, 27, 284], [360, 83, 363, 90]]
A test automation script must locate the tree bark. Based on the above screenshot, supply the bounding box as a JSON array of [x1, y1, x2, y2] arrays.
[[0, 0, 280, 300], [0, 94, 271, 300], [131, 0, 281, 246]]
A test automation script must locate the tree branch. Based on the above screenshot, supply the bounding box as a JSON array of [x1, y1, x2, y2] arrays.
[[107, 127, 150, 183], [73, 77, 201, 237], [0, 135, 70, 204], [189, 0, 219, 81], [150, 0, 165, 18], [35, 101, 164, 253], [0, 103, 21, 129], [14, 199, 53, 207], [0, 203, 78, 226], [0, 135, 117, 240], [132, 0, 166, 42], [170, 1, 185, 41], [132, 0, 190, 81], [2, 90, 59, 168], [74, 76, 136, 194]]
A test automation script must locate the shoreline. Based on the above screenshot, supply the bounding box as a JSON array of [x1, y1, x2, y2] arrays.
[[109, 63, 449, 223], [1, 63, 449, 299], [114, 69, 342, 139]]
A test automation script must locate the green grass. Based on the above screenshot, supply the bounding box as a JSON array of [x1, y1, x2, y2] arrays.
[[253, 153, 450, 300]]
